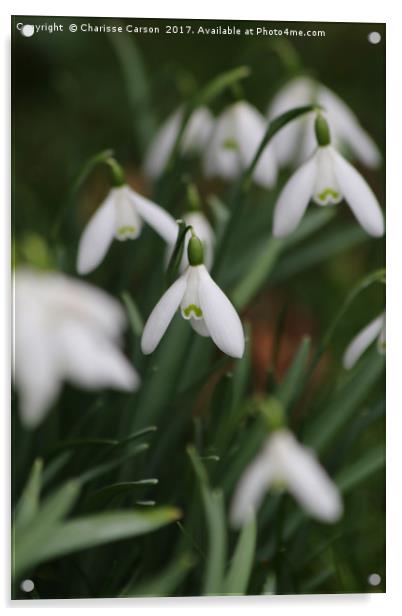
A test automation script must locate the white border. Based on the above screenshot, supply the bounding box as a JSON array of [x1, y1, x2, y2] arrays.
[[2, 0, 402, 613]]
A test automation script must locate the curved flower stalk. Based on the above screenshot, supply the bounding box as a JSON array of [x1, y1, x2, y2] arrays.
[[272, 115, 384, 238], [203, 101, 277, 189], [142, 234, 244, 358], [77, 184, 178, 275], [166, 210, 215, 272], [343, 312, 385, 369], [267, 76, 381, 169], [13, 268, 140, 429], [230, 429, 343, 528], [143, 107, 214, 179]]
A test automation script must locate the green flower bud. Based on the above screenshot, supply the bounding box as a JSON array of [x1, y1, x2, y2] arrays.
[[259, 397, 286, 431], [314, 114, 331, 147], [188, 235, 204, 266]]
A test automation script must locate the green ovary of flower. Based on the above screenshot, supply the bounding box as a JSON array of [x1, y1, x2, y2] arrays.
[[183, 304, 203, 318], [317, 188, 340, 202], [117, 225, 136, 237], [222, 137, 239, 151]]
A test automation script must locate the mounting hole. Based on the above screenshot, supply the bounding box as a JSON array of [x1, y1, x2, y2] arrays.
[[368, 573, 381, 586], [368, 31, 381, 45], [20, 579, 34, 593]]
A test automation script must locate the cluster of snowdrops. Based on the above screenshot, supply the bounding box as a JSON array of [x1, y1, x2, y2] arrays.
[[13, 75, 386, 530]]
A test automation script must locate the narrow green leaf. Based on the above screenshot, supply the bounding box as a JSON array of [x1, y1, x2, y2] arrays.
[[16, 507, 180, 579], [223, 511, 256, 595], [188, 446, 227, 595], [166, 220, 191, 286], [277, 337, 311, 411], [87, 479, 158, 508], [14, 458, 43, 530], [78, 443, 149, 485], [122, 553, 195, 597], [243, 104, 321, 185], [304, 350, 385, 453], [107, 32, 156, 153], [271, 226, 368, 283], [336, 444, 385, 492], [197, 66, 250, 107], [13, 480, 81, 579], [231, 238, 283, 309], [121, 291, 144, 337]]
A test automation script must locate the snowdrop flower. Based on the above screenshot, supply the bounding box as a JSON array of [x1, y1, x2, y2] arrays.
[[144, 106, 214, 179], [272, 115, 384, 238], [142, 234, 244, 358], [77, 184, 177, 275], [13, 268, 140, 428], [343, 312, 385, 369], [203, 101, 277, 189], [267, 76, 381, 169], [166, 210, 215, 272], [230, 429, 343, 528]]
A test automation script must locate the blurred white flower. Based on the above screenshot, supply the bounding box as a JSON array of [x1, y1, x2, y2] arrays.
[[230, 429, 343, 528], [13, 268, 140, 429], [77, 185, 177, 275], [141, 261, 244, 358], [343, 312, 385, 369], [144, 107, 214, 179], [272, 144, 384, 237], [203, 101, 277, 189], [267, 76, 381, 169], [166, 211, 215, 272]]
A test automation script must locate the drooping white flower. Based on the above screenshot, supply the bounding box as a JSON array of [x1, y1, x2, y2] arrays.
[[166, 210, 215, 272], [203, 101, 277, 189], [230, 429, 343, 528], [142, 236, 244, 358], [144, 107, 214, 179], [77, 185, 178, 275], [343, 312, 385, 369], [267, 76, 381, 169], [272, 141, 384, 238], [13, 268, 140, 428]]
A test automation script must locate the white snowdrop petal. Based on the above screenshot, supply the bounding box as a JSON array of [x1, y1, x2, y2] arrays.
[[58, 320, 139, 391], [273, 431, 343, 523], [143, 110, 181, 179], [272, 154, 317, 237], [204, 106, 241, 180], [198, 266, 244, 358], [114, 187, 142, 240], [319, 86, 381, 169], [230, 444, 274, 528], [343, 314, 384, 369], [190, 317, 210, 337], [182, 107, 214, 153], [76, 190, 116, 274], [141, 273, 188, 354], [14, 306, 61, 428], [39, 273, 126, 340], [331, 149, 384, 236], [127, 188, 178, 244]]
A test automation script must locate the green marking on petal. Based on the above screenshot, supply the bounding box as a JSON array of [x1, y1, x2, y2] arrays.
[[183, 304, 203, 318], [222, 138, 239, 151], [317, 188, 340, 202], [117, 226, 136, 237], [377, 337, 386, 355]]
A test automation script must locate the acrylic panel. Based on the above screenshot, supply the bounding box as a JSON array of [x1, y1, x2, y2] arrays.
[[12, 16, 385, 599]]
